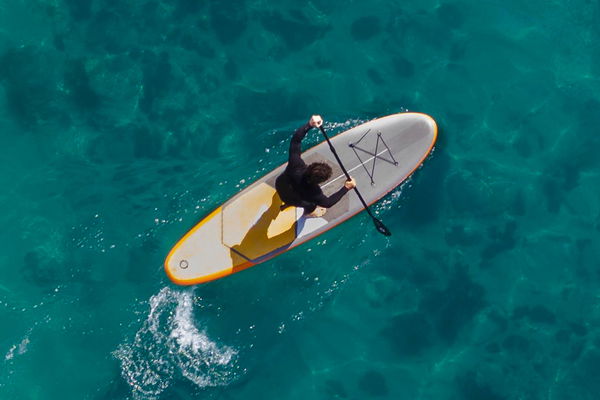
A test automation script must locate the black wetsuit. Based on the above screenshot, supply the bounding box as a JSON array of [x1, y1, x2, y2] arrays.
[[275, 123, 349, 214]]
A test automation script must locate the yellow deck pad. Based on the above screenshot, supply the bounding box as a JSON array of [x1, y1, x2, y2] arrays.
[[222, 183, 297, 260]]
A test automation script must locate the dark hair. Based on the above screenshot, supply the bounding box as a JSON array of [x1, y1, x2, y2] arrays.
[[304, 162, 332, 185]]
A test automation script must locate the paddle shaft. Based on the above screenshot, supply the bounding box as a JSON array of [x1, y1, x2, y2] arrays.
[[318, 126, 380, 221]]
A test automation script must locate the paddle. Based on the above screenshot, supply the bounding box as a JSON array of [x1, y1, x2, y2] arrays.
[[318, 125, 392, 236]]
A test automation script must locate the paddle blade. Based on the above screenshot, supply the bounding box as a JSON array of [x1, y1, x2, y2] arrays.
[[373, 218, 391, 236]]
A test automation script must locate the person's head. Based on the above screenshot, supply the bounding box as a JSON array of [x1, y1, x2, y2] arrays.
[[303, 162, 332, 185]]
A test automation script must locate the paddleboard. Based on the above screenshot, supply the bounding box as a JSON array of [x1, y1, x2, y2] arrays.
[[165, 112, 437, 285]]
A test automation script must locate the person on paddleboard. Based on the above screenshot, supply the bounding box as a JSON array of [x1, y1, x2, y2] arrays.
[[276, 115, 356, 217]]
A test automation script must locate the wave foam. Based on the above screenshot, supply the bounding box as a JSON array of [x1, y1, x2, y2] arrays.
[[4, 335, 30, 361], [115, 287, 238, 399]]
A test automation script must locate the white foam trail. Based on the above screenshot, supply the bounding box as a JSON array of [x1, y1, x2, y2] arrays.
[[169, 290, 237, 387], [4, 335, 30, 361], [115, 287, 238, 399]]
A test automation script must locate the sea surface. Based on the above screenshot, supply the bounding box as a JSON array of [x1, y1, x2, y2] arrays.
[[1, 0, 599, 399]]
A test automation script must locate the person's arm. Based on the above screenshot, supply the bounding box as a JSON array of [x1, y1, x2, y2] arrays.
[[287, 122, 311, 170], [288, 115, 323, 169], [314, 186, 349, 208], [314, 178, 356, 208]]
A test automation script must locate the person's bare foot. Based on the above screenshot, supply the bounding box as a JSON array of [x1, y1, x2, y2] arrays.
[[307, 206, 326, 218]]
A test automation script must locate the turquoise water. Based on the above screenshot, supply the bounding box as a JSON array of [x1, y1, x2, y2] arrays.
[[1, 0, 599, 398]]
